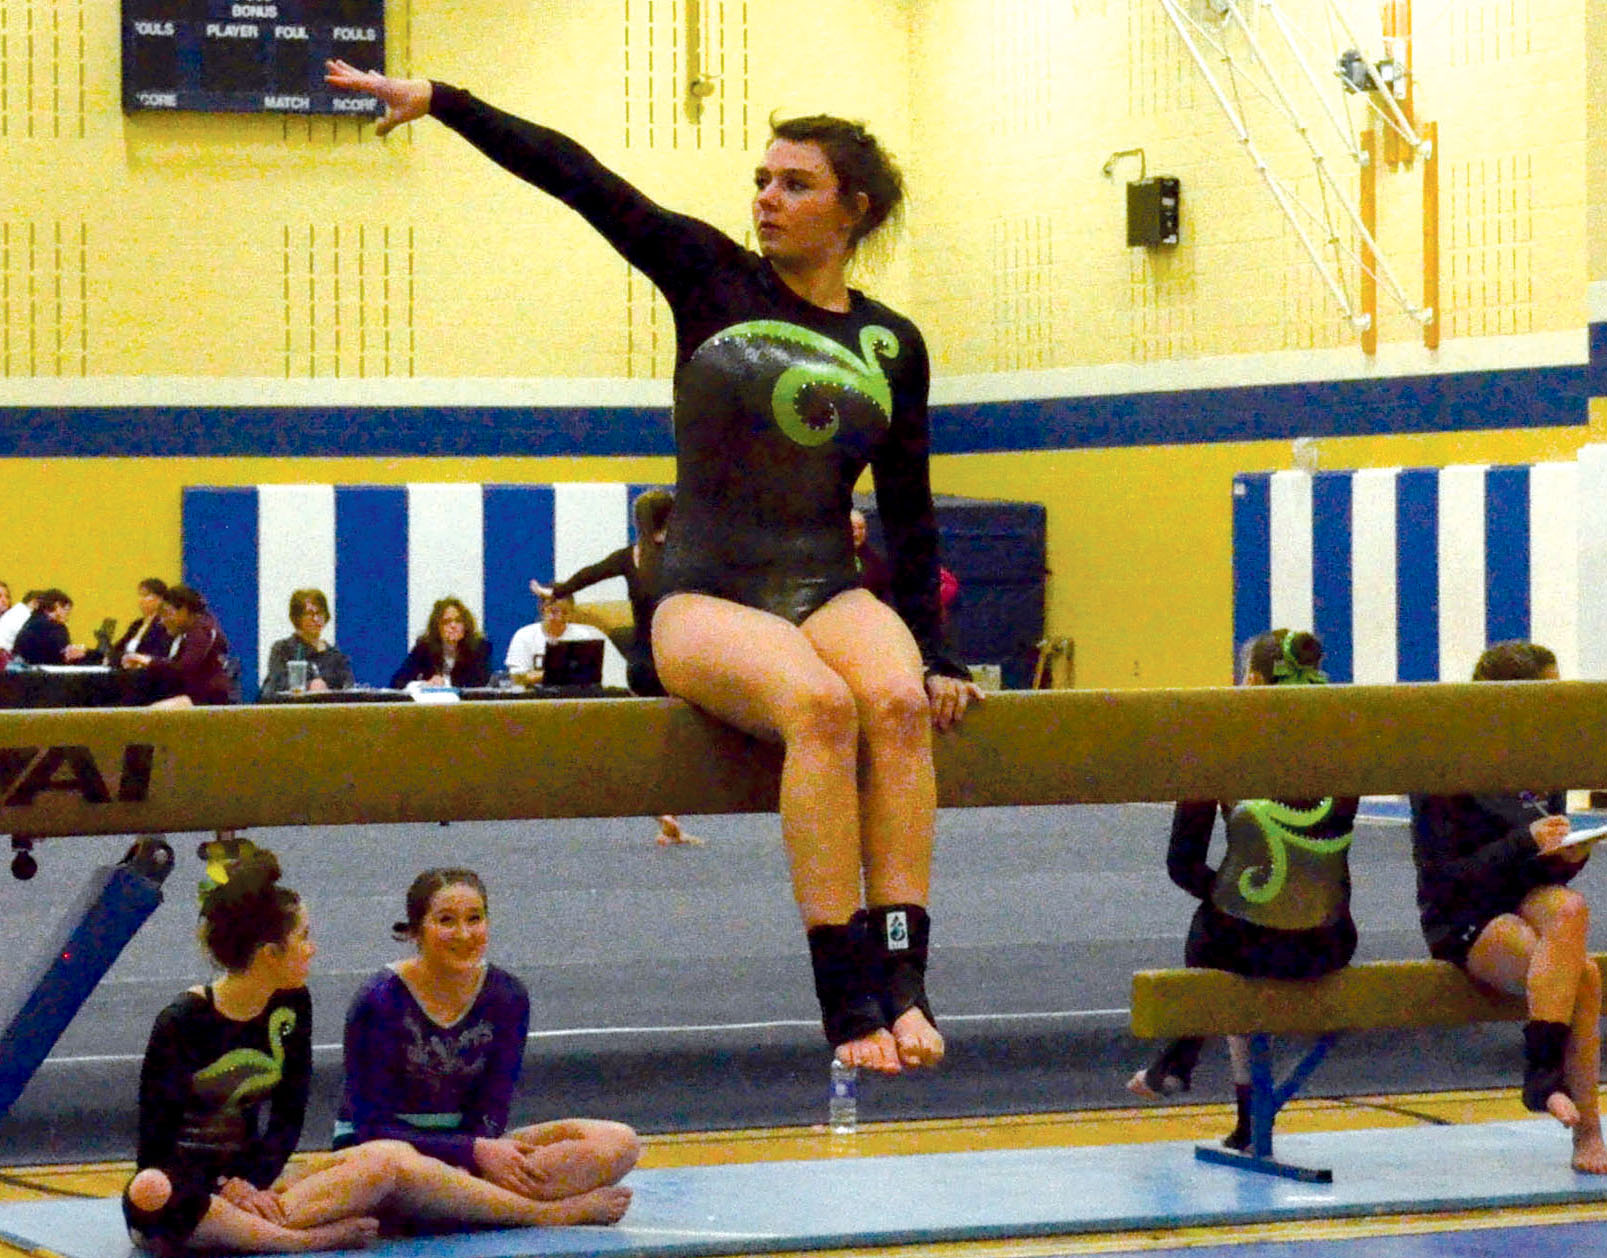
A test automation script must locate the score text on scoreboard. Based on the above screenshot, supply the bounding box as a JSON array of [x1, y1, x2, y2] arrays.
[[123, 1, 385, 115]]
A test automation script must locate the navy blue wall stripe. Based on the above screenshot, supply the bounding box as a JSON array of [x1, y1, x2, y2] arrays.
[[334, 487, 409, 688], [0, 357, 1590, 458], [1484, 466, 1530, 647], [1311, 473, 1354, 683], [483, 484, 555, 670], [1590, 322, 1607, 397], [1231, 475, 1271, 665], [182, 488, 260, 700], [928, 363, 1589, 454], [0, 407, 676, 459], [1395, 470, 1439, 683]]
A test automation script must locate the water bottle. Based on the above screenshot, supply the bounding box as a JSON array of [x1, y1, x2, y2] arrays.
[[828, 1058, 858, 1135]]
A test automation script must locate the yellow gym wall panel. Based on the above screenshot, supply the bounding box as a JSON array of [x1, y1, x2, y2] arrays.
[[1591, 0, 1607, 283], [929, 442, 1255, 690]]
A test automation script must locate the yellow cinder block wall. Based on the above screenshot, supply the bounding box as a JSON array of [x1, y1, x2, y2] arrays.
[[2, 0, 1600, 689]]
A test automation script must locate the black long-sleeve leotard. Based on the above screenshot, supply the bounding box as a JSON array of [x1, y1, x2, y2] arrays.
[[551, 546, 654, 638], [124, 986, 312, 1246], [1410, 791, 1580, 962], [429, 85, 961, 674]]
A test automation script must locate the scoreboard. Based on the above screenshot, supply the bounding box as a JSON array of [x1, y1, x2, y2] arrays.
[[122, 1, 385, 116]]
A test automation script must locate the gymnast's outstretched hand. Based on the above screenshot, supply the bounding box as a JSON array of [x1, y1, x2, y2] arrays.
[[324, 59, 432, 136], [926, 673, 984, 733]]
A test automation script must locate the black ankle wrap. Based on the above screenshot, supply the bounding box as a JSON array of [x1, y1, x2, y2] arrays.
[[867, 903, 934, 1027], [806, 914, 886, 1046], [1145, 1036, 1203, 1095], [1223, 1083, 1254, 1151], [1522, 1019, 1572, 1113]]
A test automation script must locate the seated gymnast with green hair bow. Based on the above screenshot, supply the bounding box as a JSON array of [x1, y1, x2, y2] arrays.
[[1125, 628, 1358, 1154]]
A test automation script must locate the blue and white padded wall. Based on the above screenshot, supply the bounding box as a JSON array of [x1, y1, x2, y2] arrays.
[[1230, 454, 1607, 685], [183, 483, 659, 697]]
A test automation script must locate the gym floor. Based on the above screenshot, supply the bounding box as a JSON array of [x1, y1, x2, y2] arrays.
[[1, 802, 1605, 1254]]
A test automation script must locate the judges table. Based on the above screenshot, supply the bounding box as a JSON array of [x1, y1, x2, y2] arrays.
[[0, 669, 627, 708], [265, 685, 628, 703], [0, 667, 146, 709]]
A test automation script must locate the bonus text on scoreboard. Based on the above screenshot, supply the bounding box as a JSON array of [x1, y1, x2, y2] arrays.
[[123, 1, 386, 115]]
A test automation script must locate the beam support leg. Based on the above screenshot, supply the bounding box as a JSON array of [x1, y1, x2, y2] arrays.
[[0, 836, 173, 1123]]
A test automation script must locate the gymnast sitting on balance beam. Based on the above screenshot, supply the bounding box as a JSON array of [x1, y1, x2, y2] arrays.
[[123, 848, 630, 1255], [1411, 640, 1607, 1174], [1126, 628, 1358, 1153], [325, 60, 984, 1074]]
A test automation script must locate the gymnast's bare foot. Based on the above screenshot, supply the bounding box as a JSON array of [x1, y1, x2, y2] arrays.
[[293, 1217, 380, 1250], [1548, 1091, 1581, 1128], [1573, 1127, 1607, 1173], [890, 1006, 943, 1069], [1125, 1068, 1164, 1101], [549, 1185, 632, 1225], [655, 815, 705, 846], [837, 1028, 901, 1074]]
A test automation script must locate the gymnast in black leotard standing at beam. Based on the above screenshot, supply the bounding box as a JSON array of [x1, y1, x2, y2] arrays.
[[326, 61, 983, 1075]]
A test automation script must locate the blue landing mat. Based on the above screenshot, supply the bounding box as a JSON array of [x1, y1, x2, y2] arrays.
[[4, 1121, 1605, 1258], [1157, 1219, 1607, 1257]]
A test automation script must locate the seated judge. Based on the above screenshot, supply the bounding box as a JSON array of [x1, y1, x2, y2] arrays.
[[113, 578, 173, 664], [124, 585, 236, 706], [14, 589, 90, 665], [504, 595, 604, 687], [259, 589, 356, 698], [390, 597, 492, 689]]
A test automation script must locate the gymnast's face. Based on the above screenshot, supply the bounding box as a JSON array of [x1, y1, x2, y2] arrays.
[[262, 907, 315, 989], [417, 883, 488, 974], [753, 139, 864, 271]]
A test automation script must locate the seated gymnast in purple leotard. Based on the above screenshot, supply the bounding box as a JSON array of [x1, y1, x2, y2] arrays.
[[335, 869, 640, 1206], [123, 851, 630, 1255]]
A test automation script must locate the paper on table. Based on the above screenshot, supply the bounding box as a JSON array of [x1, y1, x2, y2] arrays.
[[404, 681, 460, 705], [1554, 824, 1607, 851]]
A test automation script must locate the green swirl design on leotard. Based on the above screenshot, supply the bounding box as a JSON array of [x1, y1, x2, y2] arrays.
[[1235, 798, 1352, 904], [194, 1005, 296, 1110], [711, 320, 899, 447]]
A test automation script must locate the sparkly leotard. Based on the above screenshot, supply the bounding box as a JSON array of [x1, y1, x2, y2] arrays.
[[430, 86, 959, 671], [123, 986, 311, 1247]]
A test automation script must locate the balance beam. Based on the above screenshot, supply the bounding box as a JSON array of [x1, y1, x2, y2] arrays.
[[1, 679, 1604, 839], [1128, 954, 1607, 1183], [1129, 959, 1548, 1039]]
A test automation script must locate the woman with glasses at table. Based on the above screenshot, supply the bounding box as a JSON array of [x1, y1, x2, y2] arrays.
[[259, 589, 356, 699]]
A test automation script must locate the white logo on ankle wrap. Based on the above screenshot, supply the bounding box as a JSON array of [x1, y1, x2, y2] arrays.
[[885, 910, 909, 950]]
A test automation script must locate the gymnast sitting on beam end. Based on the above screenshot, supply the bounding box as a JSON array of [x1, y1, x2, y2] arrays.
[[1126, 628, 1358, 1154]]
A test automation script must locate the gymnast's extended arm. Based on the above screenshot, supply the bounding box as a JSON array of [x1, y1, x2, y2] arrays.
[[324, 61, 736, 301]]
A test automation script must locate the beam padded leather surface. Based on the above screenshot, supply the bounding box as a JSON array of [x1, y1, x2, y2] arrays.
[[1129, 960, 1536, 1038], [1, 680, 1604, 837]]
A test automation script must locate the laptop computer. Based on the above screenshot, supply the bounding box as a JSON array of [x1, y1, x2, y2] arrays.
[[542, 638, 605, 687]]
